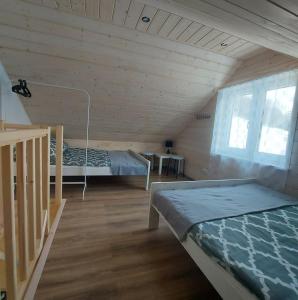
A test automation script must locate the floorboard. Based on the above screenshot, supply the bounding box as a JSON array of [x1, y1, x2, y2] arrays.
[[35, 173, 220, 300]]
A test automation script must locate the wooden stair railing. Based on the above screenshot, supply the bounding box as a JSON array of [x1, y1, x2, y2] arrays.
[[0, 122, 65, 300]]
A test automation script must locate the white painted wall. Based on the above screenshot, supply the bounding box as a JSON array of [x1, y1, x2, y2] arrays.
[[0, 62, 31, 124]]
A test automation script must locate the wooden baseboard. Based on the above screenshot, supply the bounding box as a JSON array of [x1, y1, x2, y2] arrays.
[[23, 199, 66, 300]]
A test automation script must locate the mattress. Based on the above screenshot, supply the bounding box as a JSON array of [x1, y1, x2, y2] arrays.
[[189, 206, 298, 300], [153, 183, 298, 240]]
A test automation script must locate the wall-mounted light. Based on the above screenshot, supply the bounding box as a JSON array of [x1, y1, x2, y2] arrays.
[[141, 16, 151, 23]]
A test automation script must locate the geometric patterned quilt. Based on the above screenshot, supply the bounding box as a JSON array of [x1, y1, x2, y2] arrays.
[[189, 205, 298, 300], [50, 147, 111, 167]]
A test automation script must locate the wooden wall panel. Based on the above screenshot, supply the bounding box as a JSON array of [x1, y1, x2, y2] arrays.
[[43, 0, 58, 9], [65, 139, 163, 153], [176, 22, 202, 43], [175, 98, 216, 179], [175, 49, 298, 195], [167, 18, 192, 40], [113, 0, 130, 25], [85, 0, 99, 19], [0, 1, 240, 142], [137, 0, 298, 58], [56, 0, 72, 12], [100, 0, 115, 22], [136, 5, 158, 32], [147, 10, 169, 35], [18, 0, 263, 59], [125, 0, 145, 29], [70, 0, 85, 16]]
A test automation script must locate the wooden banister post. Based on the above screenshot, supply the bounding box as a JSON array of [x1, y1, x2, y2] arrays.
[[42, 128, 51, 234], [16, 141, 29, 281], [35, 137, 43, 240], [1, 145, 18, 300], [0, 120, 4, 131], [27, 139, 37, 260], [0, 125, 3, 233], [0, 124, 65, 300], [55, 126, 63, 206]]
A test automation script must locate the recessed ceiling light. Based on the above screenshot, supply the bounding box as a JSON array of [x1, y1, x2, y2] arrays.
[[141, 16, 151, 23], [220, 42, 228, 47]]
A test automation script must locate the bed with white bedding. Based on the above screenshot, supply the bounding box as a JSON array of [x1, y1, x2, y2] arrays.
[[50, 139, 150, 190], [149, 179, 298, 300]]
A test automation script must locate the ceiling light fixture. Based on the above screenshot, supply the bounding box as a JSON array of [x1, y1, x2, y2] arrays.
[[220, 42, 228, 47], [141, 16, 151, 23]]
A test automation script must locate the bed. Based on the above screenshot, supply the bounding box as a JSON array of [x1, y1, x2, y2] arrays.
[[49, 139, 151, 190], [148, 179, 298, 300]]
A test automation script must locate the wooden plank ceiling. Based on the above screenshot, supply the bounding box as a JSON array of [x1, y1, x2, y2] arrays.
[[20, 0, 263, 59], [139, 0, 298, 59], [1, 0, 292, 142]]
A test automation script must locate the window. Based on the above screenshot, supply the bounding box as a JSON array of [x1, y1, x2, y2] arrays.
[[211, 70, 298, 169], [228, 94, 252, 150]]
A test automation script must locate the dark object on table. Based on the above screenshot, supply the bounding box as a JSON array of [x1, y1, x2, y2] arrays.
[[165, 140, 173, 154]]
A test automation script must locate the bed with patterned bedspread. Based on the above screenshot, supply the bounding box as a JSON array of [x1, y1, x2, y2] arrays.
[[189, 205, 298, 300], [49, 138, 148, 181], [151, 182, 298, 299], [50, 147, 111, 167]]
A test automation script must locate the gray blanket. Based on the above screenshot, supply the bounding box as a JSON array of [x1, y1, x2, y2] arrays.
[[153, 183, 298, 240], [109, 151, 147, 176]]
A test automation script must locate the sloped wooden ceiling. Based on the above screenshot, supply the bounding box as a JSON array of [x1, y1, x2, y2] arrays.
[[0, 0, 290, 142], [19, 0, 263, 58], [139, 0, 298, 59]]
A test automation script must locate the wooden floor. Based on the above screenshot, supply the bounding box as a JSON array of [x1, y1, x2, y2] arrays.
[[35, 173, 220, 300]]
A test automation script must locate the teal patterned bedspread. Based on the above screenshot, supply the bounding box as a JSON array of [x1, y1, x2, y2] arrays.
[[50, 147, 111, 167], [189, 205, 298, 300]]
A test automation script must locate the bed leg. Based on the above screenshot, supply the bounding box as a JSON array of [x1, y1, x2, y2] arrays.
[[145, 176, 149, 191], [145, 165, 150, 191], [148, 206, 159, 229]]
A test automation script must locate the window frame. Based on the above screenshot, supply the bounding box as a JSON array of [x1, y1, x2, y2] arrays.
[[211, 71, 298, 170], [254, 80, 298, 168]]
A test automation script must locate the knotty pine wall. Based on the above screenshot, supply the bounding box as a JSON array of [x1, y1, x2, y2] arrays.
[[175, 50, 298, 196], [65, 139, 162, 153], [0, 1, 240, 143]]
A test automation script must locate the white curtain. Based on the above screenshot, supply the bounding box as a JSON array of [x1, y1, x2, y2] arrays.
[[210, 69, 298, 190], [208, 155, 288, 191]]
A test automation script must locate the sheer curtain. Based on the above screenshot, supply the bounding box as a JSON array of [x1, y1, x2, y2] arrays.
[[210, 69, 298, 190]]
